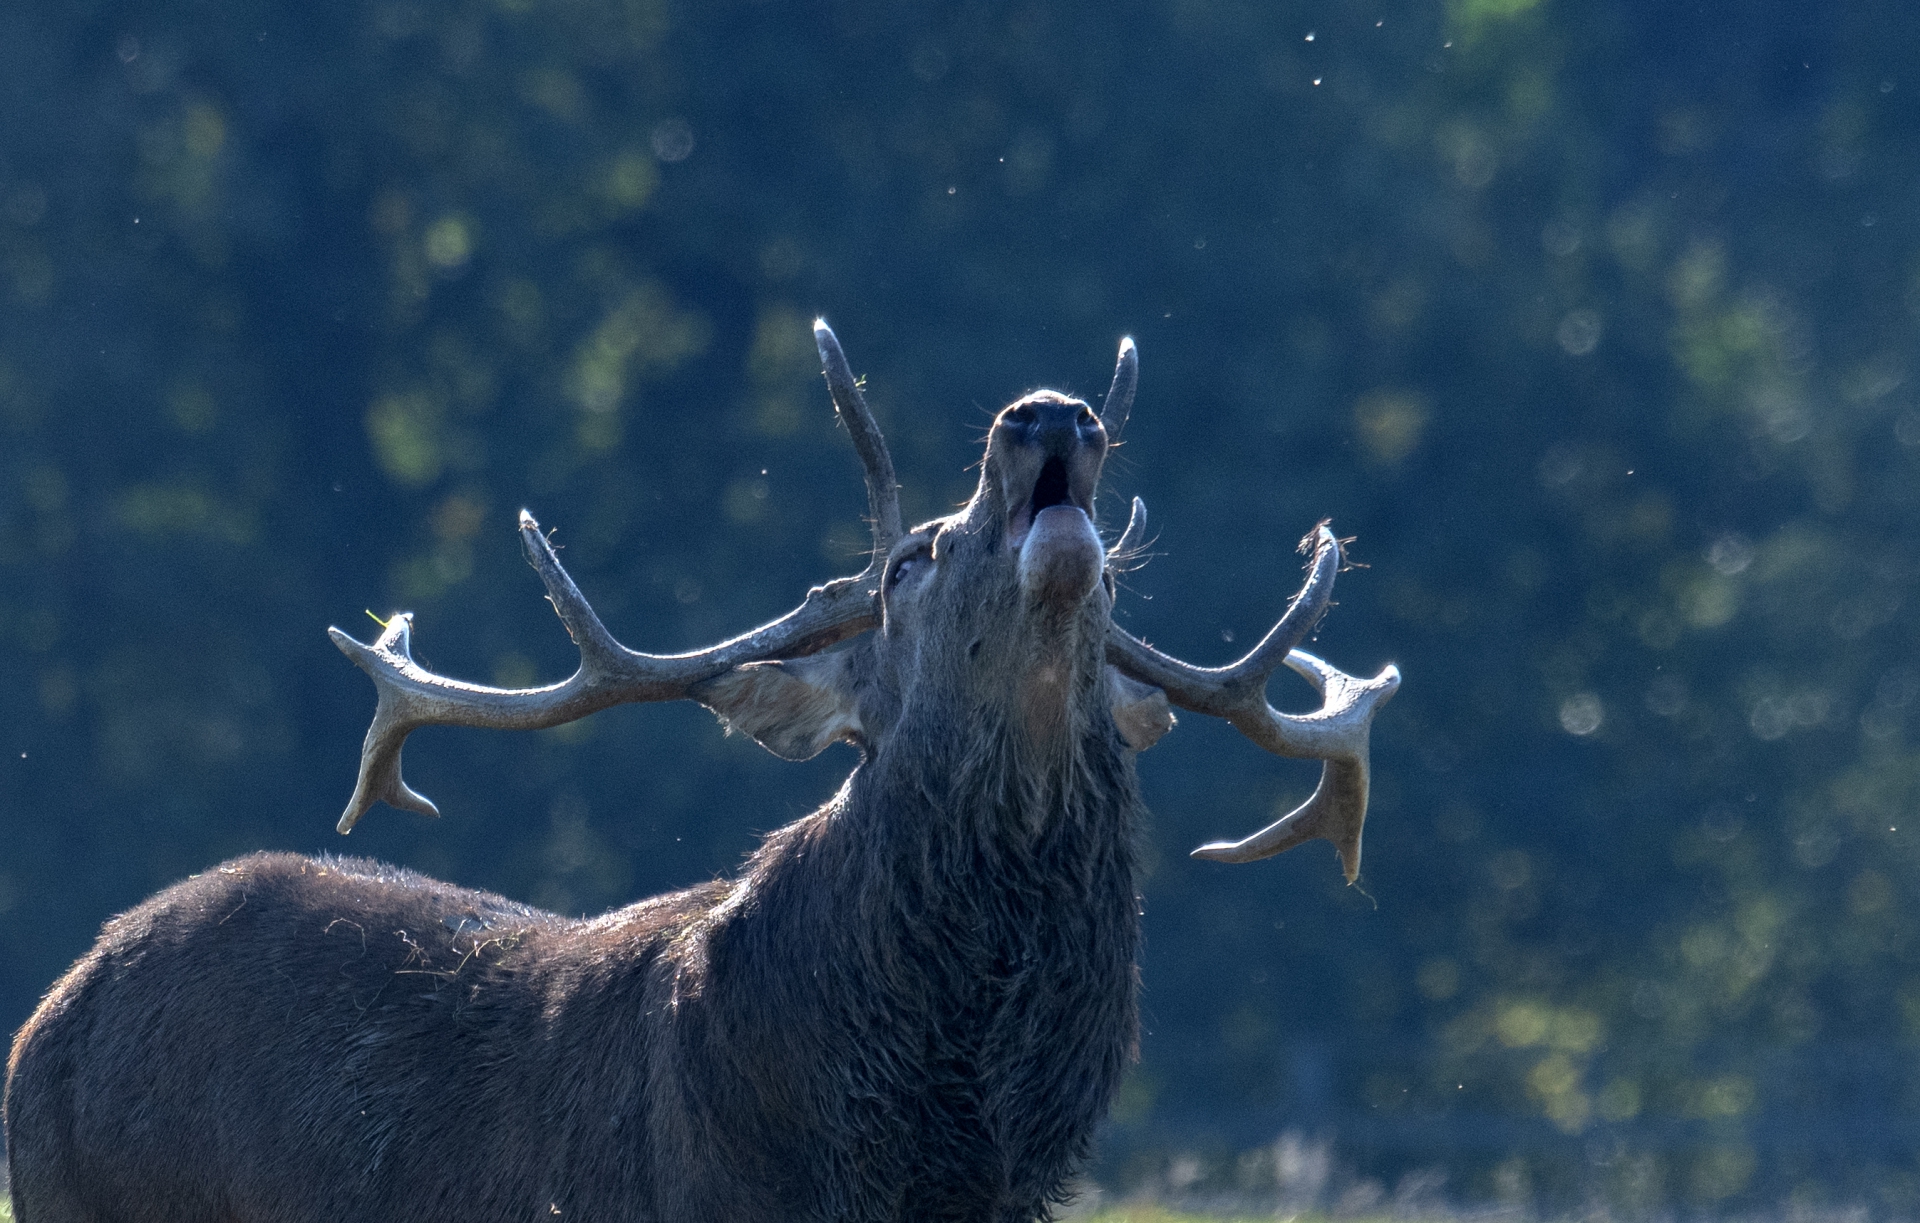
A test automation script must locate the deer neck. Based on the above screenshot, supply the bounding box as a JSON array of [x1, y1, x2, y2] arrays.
[[834, 676, 1142, 963]]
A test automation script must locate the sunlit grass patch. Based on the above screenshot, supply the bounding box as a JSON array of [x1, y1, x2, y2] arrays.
[[1079, 1211, 1457, 1223], [1081, 1212, 1271, 1223]]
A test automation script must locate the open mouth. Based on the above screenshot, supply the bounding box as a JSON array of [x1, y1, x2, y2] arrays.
[[1008, 456, 1084, 550]]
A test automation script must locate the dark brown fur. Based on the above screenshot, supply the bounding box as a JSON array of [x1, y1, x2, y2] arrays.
[[7, 390, 1145, 1222]]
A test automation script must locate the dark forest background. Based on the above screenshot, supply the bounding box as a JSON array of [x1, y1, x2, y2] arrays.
[[4, 0, 1920, 1211]]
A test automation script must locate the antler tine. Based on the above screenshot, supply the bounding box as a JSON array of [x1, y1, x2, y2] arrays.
[[814, 318, 904, 562], [1109, 496, 1148, 562], [1109, 524, 1341, 702], [1106, 523, 1401, 882], [1100, 336, 1137, 442], [1184, 654, 1400, 882]]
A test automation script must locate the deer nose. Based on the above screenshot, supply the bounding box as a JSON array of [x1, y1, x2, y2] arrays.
[[1002, 398, 1104, 459], [1031, 401, 1084, 455]]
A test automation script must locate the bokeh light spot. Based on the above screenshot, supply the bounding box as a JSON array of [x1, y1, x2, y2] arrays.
[[1559, 693, 1604, 736]]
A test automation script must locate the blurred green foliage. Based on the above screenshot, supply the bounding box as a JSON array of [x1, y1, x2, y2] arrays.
[[3, 0, 1920, 1211]]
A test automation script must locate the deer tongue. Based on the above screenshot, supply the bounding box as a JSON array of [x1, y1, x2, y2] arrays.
[[1017, 505, 1104, 607], [1013, 506, 1105, 749]]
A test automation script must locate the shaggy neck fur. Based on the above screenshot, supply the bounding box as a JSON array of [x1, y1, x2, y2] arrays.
[[689, 579, 1141, 1221]]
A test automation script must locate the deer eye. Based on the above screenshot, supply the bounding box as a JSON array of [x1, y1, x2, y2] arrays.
[[887, 547, 933, 590]]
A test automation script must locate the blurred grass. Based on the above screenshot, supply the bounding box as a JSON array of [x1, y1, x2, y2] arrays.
[[1080, 1211, 1458, 1223], [0, 1188, 1488, 1223]]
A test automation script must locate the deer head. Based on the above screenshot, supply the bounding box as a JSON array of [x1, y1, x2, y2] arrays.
[[329, 322, 1399, 880]]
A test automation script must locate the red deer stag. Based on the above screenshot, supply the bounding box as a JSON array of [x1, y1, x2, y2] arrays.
[[6, 323, 1398, 1223]]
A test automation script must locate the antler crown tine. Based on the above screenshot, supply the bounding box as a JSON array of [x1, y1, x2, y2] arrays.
[[814, 318, 903, 565], [1100, 336, 1137, 442]]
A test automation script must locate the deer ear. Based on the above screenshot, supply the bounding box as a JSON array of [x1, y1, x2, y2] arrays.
[[693, 653, 864, 762], [1108, 667, 1174, 751]]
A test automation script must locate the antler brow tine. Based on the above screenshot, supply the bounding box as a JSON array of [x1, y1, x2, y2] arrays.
[[1106, 524, 1401, 882], [330, 326, 902, 832]]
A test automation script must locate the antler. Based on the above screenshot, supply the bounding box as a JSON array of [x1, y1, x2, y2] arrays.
[[1106, 514, 1400, 882], [1099, 336, 1138, 442], [328, 319, 901, 833]]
